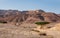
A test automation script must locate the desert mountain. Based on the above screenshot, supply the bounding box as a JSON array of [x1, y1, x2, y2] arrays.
[[0, 9, 60, 23], [58, 14, 60, 17]]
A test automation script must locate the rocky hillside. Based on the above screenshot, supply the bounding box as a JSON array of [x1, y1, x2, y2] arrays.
[[58, 14, 60, 17], [0, 9, 60, 24]]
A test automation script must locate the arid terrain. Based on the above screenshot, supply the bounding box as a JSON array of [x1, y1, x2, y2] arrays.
[[0, 9, 60, 38]]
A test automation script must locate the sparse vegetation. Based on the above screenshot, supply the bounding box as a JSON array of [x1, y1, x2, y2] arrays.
[[0, 21, 7, 24], [31, 29, 40, 32], [35, 22, 50, 25], [39, 32, 47, 36], [35, 22, 50, 28]]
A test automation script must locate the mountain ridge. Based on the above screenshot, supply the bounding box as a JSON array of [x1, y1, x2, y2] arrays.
[[0, 9, 60, 24]]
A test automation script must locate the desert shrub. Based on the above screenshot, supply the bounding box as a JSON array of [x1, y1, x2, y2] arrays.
[[31, 29, 40, 32], [35, 22, 50, 25], [39, 33, 47, 36], [35, 22, 50, 29], [0, 21, 7, 24]]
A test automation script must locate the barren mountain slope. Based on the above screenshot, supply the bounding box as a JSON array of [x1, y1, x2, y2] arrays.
[[0, 9, 60, 24]]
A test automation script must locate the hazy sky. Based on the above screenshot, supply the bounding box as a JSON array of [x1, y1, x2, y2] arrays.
[[0, 0, 60, 14]]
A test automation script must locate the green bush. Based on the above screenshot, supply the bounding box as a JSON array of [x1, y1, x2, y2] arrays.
[[35, 22, 50, 25], [35, 22, 50, 29]]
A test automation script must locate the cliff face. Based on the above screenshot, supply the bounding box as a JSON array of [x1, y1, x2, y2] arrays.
[[0, 9, 60, 23]]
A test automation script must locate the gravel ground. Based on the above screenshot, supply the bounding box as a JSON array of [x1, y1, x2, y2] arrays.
[[0, 23, 40, 38]]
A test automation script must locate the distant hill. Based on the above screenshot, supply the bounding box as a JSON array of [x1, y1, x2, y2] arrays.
[[0, 9, 60, 24]]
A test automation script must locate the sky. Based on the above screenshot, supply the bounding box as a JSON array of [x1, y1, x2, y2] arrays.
[[0, 0, 60, 14]]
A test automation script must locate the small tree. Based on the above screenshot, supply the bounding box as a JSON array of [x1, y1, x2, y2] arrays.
[[35, 22, 50, 29]]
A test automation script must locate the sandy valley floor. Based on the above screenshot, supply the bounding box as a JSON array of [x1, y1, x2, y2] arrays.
[[0, 23, 60, 38]]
